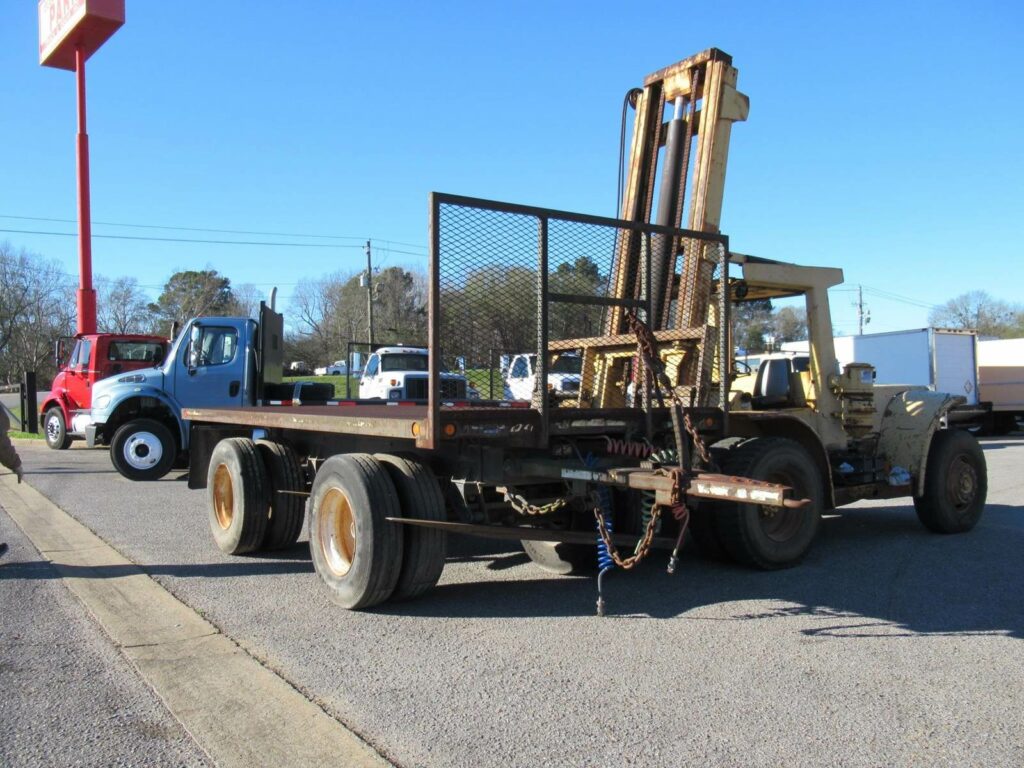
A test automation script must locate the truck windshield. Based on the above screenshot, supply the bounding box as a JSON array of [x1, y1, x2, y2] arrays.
[[550, 355, 582, 374], [108, 341, 165, 364], [381, 354, 429, 372]]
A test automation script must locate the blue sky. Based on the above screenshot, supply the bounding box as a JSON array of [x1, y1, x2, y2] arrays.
[[1, 1, 1020, 335]]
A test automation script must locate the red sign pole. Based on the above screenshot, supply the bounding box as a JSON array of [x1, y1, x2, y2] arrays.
[[75, 44, 96, 334], [38, 0, 125, 335]]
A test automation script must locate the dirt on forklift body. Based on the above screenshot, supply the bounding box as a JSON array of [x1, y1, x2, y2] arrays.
[[179, 48, 985, 614]]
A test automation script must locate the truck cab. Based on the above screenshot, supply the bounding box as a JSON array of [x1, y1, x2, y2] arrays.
[[358, 346, 472, 401], [83, 303, 323, 481], [40, 333, 169, 450], [505, 352, 582, 402]]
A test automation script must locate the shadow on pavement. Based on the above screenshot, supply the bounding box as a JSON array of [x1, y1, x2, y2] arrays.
[[377, 502, 1024, 639]]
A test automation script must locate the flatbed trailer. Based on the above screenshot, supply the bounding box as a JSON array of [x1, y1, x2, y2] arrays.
[[176, 51, 986, 613]]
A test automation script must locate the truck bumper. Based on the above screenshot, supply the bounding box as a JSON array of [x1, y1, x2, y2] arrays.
[[85, 425, 99, 448]]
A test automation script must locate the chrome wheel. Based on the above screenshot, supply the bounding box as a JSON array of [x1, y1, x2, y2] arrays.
[[122, 430, 164, 471]]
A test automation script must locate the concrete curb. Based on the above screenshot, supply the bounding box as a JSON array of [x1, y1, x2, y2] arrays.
[[0, 474, 391, 768]]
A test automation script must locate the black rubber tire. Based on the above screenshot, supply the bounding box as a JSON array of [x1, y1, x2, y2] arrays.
[[374, 454, 447, 601], [207, 438, 271, 555], [44, 407, 72, 450], [712, 437, 822, 569], [109, 418, 177, 481], [913, 429, 987, 534], [689, 437, 749, 559], [521, 540, 596, 575], [256, 440, 306, 550], [308, 454, 404, 609]]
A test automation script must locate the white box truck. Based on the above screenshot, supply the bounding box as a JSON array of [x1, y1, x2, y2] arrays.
[[781, 327, 980, 404], [977, 338, 1024, 434]]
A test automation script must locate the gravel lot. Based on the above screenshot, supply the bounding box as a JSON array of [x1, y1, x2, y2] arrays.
[[3, 435, 1023, 767]]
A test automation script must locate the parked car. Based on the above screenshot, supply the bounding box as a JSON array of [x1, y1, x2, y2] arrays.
[[314, 359, 358, 377]]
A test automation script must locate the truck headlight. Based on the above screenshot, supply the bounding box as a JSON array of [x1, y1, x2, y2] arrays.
[[389, 389, 402, 400], [94, 394, 111, 409]]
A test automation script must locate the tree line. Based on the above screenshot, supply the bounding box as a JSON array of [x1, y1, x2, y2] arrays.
[[3, 239, 1022, 386]]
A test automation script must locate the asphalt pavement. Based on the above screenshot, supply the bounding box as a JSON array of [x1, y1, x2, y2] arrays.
[[2, 436, 1023, 767], [0, 485, 213, 767]]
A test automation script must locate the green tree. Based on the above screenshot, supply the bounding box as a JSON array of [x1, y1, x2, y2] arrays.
[[148, 269, 237, 330], [732, 298, 773, 353]]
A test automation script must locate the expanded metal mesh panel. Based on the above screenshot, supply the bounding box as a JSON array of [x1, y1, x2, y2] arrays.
[[430, 194, 728, 440], [436, 202, 538, 401]]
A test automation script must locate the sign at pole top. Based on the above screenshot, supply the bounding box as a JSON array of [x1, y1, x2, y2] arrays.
[[38, 0, 125, 70]]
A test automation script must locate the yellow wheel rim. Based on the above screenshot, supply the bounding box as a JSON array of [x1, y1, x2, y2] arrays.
[[319, 487, 356, 577], [213, 463, 234, 530]]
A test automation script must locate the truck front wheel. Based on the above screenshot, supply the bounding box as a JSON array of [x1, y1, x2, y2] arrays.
[[308, 454, 404, 609], [913, 429, 987, 534], [110, 418, 177, 481], [44, 407, 72, 450]]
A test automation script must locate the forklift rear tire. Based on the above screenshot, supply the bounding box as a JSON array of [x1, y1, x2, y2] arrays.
[[712, 437, 822, 569], [208, 438, 271, 555], [308, 454, 404, 609], [913, 429, 987, 534], [375, 454, 447, 601], [256, 440, 306, 550], [110, 418, 177, 481], [44, 407, 72, 450]]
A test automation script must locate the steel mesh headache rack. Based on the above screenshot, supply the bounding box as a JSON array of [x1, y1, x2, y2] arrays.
[[423, 192, 731, 450]]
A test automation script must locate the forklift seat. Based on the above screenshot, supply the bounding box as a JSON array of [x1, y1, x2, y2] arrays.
[[752, 358, 795, 409]]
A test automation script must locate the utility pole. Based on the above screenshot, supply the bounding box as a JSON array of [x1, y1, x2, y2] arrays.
[[365, 240, 375, 346], [856, 285, 871, 335]]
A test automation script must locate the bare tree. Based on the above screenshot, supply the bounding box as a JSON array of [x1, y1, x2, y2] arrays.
[[96, 276, 152, 334], [230, 283, 265, 319], [0, 242, 76, 385], [929, 291, 1022, 338]]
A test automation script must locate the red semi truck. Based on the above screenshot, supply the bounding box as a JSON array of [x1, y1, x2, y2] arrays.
[[40, 333, 169, 450]]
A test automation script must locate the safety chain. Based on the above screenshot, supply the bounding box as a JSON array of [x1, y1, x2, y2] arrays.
[[504, 489, 569, 517], [593, 501, 662, 570], [624, 309, 715, 470]]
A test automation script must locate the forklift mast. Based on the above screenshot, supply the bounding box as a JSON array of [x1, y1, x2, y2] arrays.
[[589, 48, 749, 409]]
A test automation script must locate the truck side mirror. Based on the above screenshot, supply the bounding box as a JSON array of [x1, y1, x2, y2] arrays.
[[188, 325, 203, 373]]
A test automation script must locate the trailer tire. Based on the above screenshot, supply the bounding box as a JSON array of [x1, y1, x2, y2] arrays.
[[308, 454, 403, 609], [110, 418, 177, 481], [207, 438, 271, 555], [521, 540, 596, 575], [257, 440, 306, 550], [712, 437, 822, 569], [44, 407, 72, 450], [375, 454, 447, 601], [913, 429, 987, 534]]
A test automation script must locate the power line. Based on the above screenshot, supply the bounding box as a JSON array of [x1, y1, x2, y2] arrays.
[[0, 213, 428, 252], [0, 227, 368, 249]]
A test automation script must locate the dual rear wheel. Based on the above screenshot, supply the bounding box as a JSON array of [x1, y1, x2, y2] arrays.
[[207, 442, 446, 609]]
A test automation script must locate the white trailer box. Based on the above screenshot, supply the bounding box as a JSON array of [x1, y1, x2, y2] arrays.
[[782, 328, 978, 404], [977, 338, 1024, 415]]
